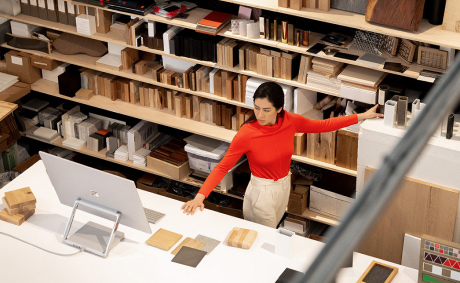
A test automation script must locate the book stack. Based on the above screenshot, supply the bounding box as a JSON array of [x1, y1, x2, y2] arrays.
[[114, 145, 129, 161], [0, 72, 18, 92], [307, 71, 342, 94], [244, 77, 294, 112], [172, 29, 220, 63], [133, 148, 151, 167], [149, 137, 188, 166], [338, 65, 386, 104], [196, 11, 232, 36], [311, 57, 344, 78], [0, 187, 36, 226]]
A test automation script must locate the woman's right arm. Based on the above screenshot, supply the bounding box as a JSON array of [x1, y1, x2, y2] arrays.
[[181, 128, 251, 215]]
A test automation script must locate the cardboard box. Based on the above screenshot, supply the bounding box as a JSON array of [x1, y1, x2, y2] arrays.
[[0, 82, 31, 102], [287, 184, 309, 215], [5, 51, 41, 84], [309, 185, 355, 219], [30, 55, 59, 71], [146, 155, 190, 180]]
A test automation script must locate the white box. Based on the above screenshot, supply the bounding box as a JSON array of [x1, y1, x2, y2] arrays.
[[309, 185, 355, 219], [275, 228, 295, 258], [163, 26, 182, 54], [0, 0, 21, 16], [10, 21, 39, 38], [383, 100, 397, 128], [76, 14, 96, 36], [185, 142, 228, 174], [41, 63, 69, 83]]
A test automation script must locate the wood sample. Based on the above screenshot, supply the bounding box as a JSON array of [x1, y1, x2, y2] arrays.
[[278, 0, 289, 8], [294, 133, 306, 155], [0, 208, 34, 226], [306, 131, 337, 164], [226, 227, 257, 249], [171, 237, 206, 255], [225, 73, 238, 100], [192, 96, 203, 121], [442, 0, 460, 33], [335, 130, 358, 170], [185, 94, 193, 119], [121, 48, 139, 71], [4, 187, 36, 208], [213, 70, 223, 96], [290, 0, 302, 10], [75, 89, 94, 100], [318, 0, 330, 11], [365, 0, 426, 31], [146, 228, 183, 251], [134, 61, 148, 75], [306, 0, 317, 8], [357, 260, 398, 283], [3, 197, 35, 215], [174, 93, 186, 118], [358, 168, 459, 264]]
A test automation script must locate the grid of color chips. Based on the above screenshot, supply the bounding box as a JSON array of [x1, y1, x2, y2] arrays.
[[422, 240, 460, 283]]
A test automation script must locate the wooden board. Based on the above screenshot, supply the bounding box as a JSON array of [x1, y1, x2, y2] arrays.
[[4, 187, 36, 209], [365, 0, 426, 31], [330, 0, 367, 14], [0, 208, 34, 226], [442, 0, 460, 33], [306, 131, 336, 164], [171, 237, 206, 255], [145, 228, 183, 251], [358, 168, 459, 264], [335, 130, 358, 170], [225, 227, 257, 249]]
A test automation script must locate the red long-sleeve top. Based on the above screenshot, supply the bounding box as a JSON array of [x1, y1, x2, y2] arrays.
[[197, 111, 359, 198]]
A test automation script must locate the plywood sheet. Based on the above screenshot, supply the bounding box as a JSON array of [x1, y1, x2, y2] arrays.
[[171, 237, 205, 255], [358, 167, 459, 264], [145, 228, 182, 251]]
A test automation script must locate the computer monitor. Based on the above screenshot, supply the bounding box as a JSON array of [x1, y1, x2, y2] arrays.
[[39, 151, 152, 257]]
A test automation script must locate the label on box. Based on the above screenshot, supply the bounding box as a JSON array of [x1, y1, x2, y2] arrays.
[[47, 0, 55, 10], [38, 0, 46, 8], [57, 0, 65, 12], [67, 2, 75, 14], [11, 56, 23, 66], [30, 0, 37, 5]]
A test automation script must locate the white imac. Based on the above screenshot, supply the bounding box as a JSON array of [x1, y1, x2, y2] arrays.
[[39, 151, 152, 257]]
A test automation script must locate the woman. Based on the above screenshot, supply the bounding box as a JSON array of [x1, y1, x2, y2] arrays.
[[181, 82, 382, 228]]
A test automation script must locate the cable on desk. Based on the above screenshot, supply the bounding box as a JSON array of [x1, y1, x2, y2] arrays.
[[0, 232, 85, 256]]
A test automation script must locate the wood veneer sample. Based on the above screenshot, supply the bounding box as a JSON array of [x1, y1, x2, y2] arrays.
[[225, 227, 257, 249], [306, 131, 336, 164], [146, 228, 182, 251], [335, 130, 358, 170], [365, 0, 425, 31], [318, 0, 330, 11], [0, 209, 34, 226], [171, 237, 205, 255], [4, 187, 36, 209], [358, 168, 459, 264]]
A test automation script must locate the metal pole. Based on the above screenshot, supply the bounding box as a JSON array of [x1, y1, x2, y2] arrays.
[[295, 55, 460, 283]]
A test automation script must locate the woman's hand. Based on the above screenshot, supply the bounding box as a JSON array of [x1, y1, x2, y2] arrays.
[[181, 193, 206, 215], [357, 104, 384, 121]]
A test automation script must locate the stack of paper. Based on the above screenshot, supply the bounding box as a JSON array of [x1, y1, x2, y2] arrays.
[[337, 65, 386, 104], [33, 127, 59, 143], [114, 145, 129, 161], [307, 70, 342, 93], [0, 72, 18, 92], [133, 148, 151, 167], [62, 137, 86, 150], [311, 57, 344, 78], [245, 77, 294, 112]]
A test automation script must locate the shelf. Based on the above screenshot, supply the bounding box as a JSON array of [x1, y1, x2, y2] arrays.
[[0, 101, 17, 121], [21, 132, 243, 200], [219, 0, 460, 50], [30, 79, 356, 175], [1, 43, 252, 109], [288, 208, 340, 226]]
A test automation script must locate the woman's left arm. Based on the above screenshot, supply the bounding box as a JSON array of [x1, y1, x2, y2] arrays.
[[290, 104, 383, 133]]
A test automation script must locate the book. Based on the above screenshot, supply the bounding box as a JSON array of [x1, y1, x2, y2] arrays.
[[196, 11, 233, 35]]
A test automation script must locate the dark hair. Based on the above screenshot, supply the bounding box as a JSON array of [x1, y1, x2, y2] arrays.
[[243, 82, 285, 125]]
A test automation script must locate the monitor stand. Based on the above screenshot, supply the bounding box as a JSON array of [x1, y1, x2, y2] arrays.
[[62, 198, 125, 258]]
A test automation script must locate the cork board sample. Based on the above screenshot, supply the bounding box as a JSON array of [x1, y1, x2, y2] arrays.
[[358, 167, 459, 264], [146, 228, 183, 251], [365, 0, 426, 31], [171, 237, 205, 255]]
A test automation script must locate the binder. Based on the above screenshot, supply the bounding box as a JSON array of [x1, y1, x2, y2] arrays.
[[57, 0, 67, 25], [67, 2, 76, 26], [29, 0, 39, 18], [46, 0, 58, 22], [38, 0, 48, 20], [20, 0, 31, 16]]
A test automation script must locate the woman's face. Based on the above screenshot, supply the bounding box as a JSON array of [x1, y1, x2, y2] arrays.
[[254, 98, 282, 126]]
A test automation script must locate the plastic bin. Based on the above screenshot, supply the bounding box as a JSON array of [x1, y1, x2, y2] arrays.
[[184, 142, 229, 174]]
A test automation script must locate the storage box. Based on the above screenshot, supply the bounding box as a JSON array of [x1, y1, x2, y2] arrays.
[[30, 55, 60, 71], [287, 184, 309, 215], [309, 185, 355, 219], [184, 142, 228, 174], [5, 51, 42, 84], [146, 155, 190, 180]]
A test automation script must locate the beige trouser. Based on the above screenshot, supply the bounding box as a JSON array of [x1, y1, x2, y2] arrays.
[[243, 173, 291, 228]]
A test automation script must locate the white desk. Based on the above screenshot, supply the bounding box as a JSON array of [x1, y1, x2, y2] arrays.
[[0, 161, 418, 283]]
